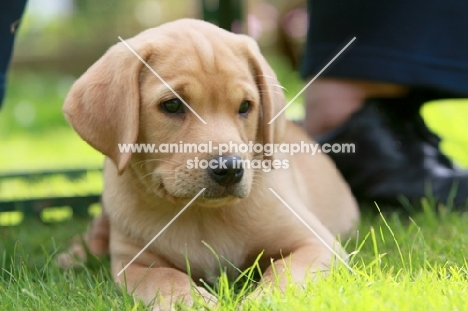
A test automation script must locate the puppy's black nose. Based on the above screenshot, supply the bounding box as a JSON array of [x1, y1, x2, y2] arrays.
[[208, 155, 244, 187]]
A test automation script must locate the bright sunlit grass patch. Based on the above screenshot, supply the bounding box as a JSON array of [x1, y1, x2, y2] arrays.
[[40, 206, 73, 222], [422, 99, 468, 168], [0, 130, 103, 171], [0, 171, 102, 200], [0, 211, 24, 226]]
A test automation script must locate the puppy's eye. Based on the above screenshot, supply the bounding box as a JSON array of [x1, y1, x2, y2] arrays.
[[238, 100, 251, 116], [161, 98, 185, 114]]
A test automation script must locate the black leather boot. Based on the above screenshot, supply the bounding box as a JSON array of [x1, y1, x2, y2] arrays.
[[316, 94, 468, 211]]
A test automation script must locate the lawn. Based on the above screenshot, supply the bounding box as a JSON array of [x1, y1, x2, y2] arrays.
[[1, 63, 468, 310]]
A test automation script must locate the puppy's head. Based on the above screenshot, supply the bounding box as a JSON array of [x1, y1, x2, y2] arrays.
[[63, 19, 286, 207]]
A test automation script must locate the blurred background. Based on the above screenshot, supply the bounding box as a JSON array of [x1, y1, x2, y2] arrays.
[[1, 0, 467, 226]]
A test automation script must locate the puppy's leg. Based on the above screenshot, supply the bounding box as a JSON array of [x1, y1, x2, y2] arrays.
[[249, 242, 343, 301], [261, 243, 338, 287], [57, 212, 110, 268], [112, 262, 217, 310], [85, 211, 110, 256]]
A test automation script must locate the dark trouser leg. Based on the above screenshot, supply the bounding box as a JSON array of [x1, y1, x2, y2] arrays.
[[0, 0, 28, 107]]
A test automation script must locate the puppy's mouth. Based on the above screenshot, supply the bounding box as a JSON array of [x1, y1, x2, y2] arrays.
[[197, 195, 241, 207], [154, 180, 248, 206], [198, 186, 247, 205], [204, 184, 249, 198]]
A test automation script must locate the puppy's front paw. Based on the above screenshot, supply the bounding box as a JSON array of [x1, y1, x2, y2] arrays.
[[152, 286, 217, 311], [56, 242, 87, 269], [245, 283, 272, 303], [195, 286, 218, 307]]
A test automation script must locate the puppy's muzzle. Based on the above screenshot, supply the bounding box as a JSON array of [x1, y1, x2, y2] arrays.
[[207, 155, 244, 187]]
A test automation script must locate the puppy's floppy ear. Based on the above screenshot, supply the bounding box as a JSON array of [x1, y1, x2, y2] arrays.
[[243, 36, 287, 154], [63, 39, 150, 174]]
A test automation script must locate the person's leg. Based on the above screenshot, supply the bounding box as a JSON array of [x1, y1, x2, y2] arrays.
[[304, 78, 408, 136], [307, 89, 468, 210], [0, 1, 28, 107], [299, 0, 468, 210]]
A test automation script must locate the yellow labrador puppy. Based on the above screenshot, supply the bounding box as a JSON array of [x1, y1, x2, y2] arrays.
[[62, 19, 359, 309]]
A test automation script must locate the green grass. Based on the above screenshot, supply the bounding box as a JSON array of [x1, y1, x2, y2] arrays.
[[1, 66, 468, 309], [1, 209, 468, 310]]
